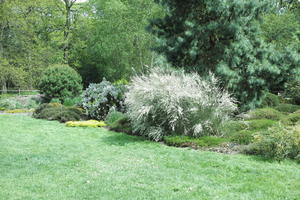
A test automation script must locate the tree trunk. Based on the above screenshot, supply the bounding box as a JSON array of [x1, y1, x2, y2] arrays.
[[2, 81, 7, 94]]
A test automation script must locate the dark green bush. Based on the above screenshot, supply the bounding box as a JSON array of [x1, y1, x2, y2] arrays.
[[285, 80, 300, 105], [109, 115, 133, 134], [244, 124, 300, 161], [248, 108, 284, 121], [275, 104, 300, 113], [38, 65, 83, 102], [33, 103, 86, 123], [163, 136, 228, 148], [260, 93, 280, 108], [230, 130, 255, 145]]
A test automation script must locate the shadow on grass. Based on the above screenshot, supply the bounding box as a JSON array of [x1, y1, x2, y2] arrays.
[[102, 132, 148, 146]]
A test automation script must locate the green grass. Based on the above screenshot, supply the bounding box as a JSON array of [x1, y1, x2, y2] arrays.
[[0, 115, 300, 200]]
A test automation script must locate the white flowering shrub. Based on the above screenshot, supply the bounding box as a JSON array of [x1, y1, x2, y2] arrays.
[[125, 68, 237, 141], [81, 79, 127, 120]]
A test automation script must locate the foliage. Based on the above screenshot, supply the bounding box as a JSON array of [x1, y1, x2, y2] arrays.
[[105, 110, 126, 126], [163, 135, 228, 148], [108, 115, 133, 134], [222, 120, 248, 136], [81, 79, 127, 120], [281, 112, 300, 125], [230, 130, 255, 145], [3, 109, 34, 114], [245, 124, 300, 161], [149, 0, 300, 111], [125, 68, 237, 141], [72, 0, 163, 85], [285, 79, 300, 105], [65, 120, 106, 128], [38, 65, 83, 102], [0, 96, 40, 110], [275, 104, 300, 113], [260, 93, 281, 108], [247, 119, 278, 131], [248, 108, 284, 121], [63, 97, 82, 107], [33, 103, 86, 123]]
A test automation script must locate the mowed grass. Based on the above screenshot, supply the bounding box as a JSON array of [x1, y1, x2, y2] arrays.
[[0, 116, 300, 200]]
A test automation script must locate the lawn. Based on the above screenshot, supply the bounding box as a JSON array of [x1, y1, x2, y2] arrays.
[[0, 115, 300, 200]]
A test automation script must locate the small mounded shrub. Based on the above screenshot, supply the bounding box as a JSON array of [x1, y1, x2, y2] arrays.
[[38, 65, 82, 102], [285, 80, 300, 105], [125, 68, 237, 141], [275, 104, 300, 113], [65, 120, 106, 128], [244, 124, 300, 161], [81, 79, 127, 120], [109, 115, 133, 134], [105, 110, 126, 126], [163, 135, 228, 148], [248, 108, 284, 121], [260, 93, 280, 108], [33, 103, 86, 123], [4, 109, 34, 113], [63, 97, 82, 107], [281, 112, 300, 125], [230, 130, 255, 145], [247, 119, 277, 131]]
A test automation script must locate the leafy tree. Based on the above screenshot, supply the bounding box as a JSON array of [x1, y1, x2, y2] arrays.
[[149, 0, 300, 111], [71, 0, 163, 86]]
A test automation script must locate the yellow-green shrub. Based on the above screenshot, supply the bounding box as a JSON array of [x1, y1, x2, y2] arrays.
[[4, 109, 34, 113], [65, 120, 107, 128]]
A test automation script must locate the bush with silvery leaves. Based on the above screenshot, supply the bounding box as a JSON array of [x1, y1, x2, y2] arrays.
[[81, 79, 127, 120], [125, 67, 237, 141]]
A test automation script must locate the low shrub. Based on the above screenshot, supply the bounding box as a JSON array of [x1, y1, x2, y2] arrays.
[[281, 112, 300, 125], [285, 80, 300, 105], [275, 104, 300, 113], [260, 93, 280, 108], [125, 68, 237, 141], [63, 97, 82, 107], [109, 115, 133, 134], [33, 103, 86, 123], [244, 124, 300, 161], [0, 97, 40, 110], [105, 110, 126, 126], [4, 109, 34, 113], [222, 120, 248, 135], [230, 130, 255, 145], [65, 120, 106, 128], [38, 65, 83, 102], [248, 108, 284, 121], [247, 119, 277, 131], [81, 79, 127, 120], [163, 135, 228, 148]]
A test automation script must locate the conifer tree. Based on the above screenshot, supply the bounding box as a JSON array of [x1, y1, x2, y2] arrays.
[[149, 0, 300, 111]]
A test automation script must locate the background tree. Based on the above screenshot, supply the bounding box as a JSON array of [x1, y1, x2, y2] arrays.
[[149, 0, 300, 111]]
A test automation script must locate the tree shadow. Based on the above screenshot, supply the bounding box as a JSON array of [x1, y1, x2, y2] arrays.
[[102, 132, 148, 146]]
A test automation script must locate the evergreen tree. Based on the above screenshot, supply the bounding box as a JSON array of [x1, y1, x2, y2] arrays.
[[149, 0, 300, 111]]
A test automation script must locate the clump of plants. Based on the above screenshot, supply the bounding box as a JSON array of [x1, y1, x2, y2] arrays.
[[65, 120, 106, 128], [33, 103, 86, 123], [38, 65, 83, 102], [260, 93, 281, 108], [244, 124, 300, 161], [248, 108, 284, 121], [81, 79, 127, 120], [285, 80, 300, 105], [275, 104, 300, 113], [125, 67, 237, 141]]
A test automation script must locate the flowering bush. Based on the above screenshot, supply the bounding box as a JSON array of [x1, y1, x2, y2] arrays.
[[125, 67, 237, 141], [81, 79, 127, 120]]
